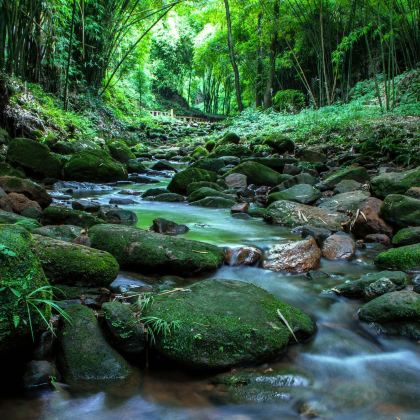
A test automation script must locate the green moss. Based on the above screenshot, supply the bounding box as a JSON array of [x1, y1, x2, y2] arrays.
[[0, 225, 49, 355], [210, 144, 251, 158], [263, 135, 295, 153], [375, 244, 420, 271], [33, 225, 83, 242], [205, 140, 216, 152], [59, 304, 132, 384], [267, 184, 321, 205], [188, 187, 234, 203], [0, 162, 25, 178], [32, 234, 119, 286], [7, 138, 62, 178], [380, 194, 420, 228], [322, 166, 369, 189], [186, 182, 223, 195], [219, 132, 240, 145], [143, 279, 316, 369], [107, 140, 136, 163], [41, 205, 104, 228], [371, 167, 420, 198], [226, 161, 284, 186], [168, 167, 217, 195], [392, 227, 420, 247], [0, 209, 41, 229], [191, 196, 236, 208], [192, 158, 228, 173], [89, 224, 225, 276], [192, 146, 209, 159], [63, 149, 128, 182]]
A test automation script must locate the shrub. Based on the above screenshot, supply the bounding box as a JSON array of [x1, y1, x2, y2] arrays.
[[273, 89, 305, 113]]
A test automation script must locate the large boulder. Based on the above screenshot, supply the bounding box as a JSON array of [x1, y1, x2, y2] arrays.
[[371, 168, 420, 198], [32, 225, 83, 242], [89, 224, 224, 276], [392, 227, 420, 247], [263, 135, 295, 154], [380, 194, 420, 228], [375, 244, 420, 271], [0, 225, 49, 355], [41, 206, 104, 228], [63, 150, 128, 182], [107, 140, 136, 163], [102, 302, 145, 355], [211, 144, 251, 158], [188, 187, 234, 203], [322, 166, 369, 189], [32, 234, 119, 286], [318, 191, 370, 213], [168, 167, 217, 195], [191, 197, 236, 208], [263, 237, 321, 273], [265, 200, 346, 231], [0, 192, 42, 215], [0, 209, 41, 229], [59, 304, 133, 384], [186, 181, 223, 195], [333, 271, 408, 299], [0, 162, 25, 178], [321, 233, 355, 260], [358, 291, 420, 339], [0, 176, 51, 208], [143, 279, 316, 369], [7, 138, 62, 178], [267, 184, 321, 205], [226, 161, 284, 187]]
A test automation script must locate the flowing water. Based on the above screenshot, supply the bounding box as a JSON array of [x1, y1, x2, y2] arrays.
[[1, 174, 419, 420]]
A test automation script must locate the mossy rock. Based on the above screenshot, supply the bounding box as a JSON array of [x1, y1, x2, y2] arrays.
[[143, 279, 316, 369], [263, 135, 295, 154], [322, 166, 369, 189], [205, 140, 216, 152], [0, 209, 41, 229], [190, 196, 236, 208], [380, 194, 420, 228], [0, 225, 49, 355], [333, 271, 408, 299], [41, 206, 104, 228], [150, 193, 185, 203], [392, 227, 420, 247], [188, 187, 234, 203], [359, 291, 420, 323], [186, 181, 223, 196], [192, 158, 229, 173], [371, 167, 420, 199], [226, 161, 284, 187], [243, 157, 297, 172], [102, 302, 145, 355], [267, 184, 321, 205], [219, 132, 240, 145], [168, 167, 217, 195], [0, 162, 25, 178], [89, 224, 224, 276], [265, 200, 346, 231], [107, 140, 136, 163], [32, 225, 83, 242], [318, 190, 370, 213], [192, 146, 209, 159], [59, 304, 133, 384], [126, 159, 147, 173], [374, 244, 420, 271], [32, 234, 119, 286], [7, 138, 63, 178], [0, 176, 52, 208], [142, 187, 168, 198], [210, 144, 251, 158], [64, 150, 128, 183]]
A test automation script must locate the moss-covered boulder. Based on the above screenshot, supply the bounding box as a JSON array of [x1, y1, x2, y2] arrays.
[[41, 205, 104, 228], [32, 234, 119, 286], [89, 224, 224, 276], [226, 162, 284, 186], [371, 167, 420, 198], [107, 140, 136, 163], [211, 144, 251, 158], [142, 187, 168, 198], [332, 271, 408, 299], [0, 162, 25, 178], [267, 184, 321, 205], [186, 181, 223, 195], [0, 225, 49, 355], [126, 159, 147, 173], [0, 176, 51, 208], [64, 150, 128, 182], [380, 194, 420, 227], [265, 200, 346, 231], [191, 196, 236, 208], [192, 158, 230, 173], [7, 138, 62, 178], [392, 227, 420, 247], [32, 225, 83, 242], [102, 302, 145, 355], [318, 190, 370, 213], [59, 304, 133, 384], [0, 209, 41, 230], [151, 193, 185, 203], [322, 166, 369, 189], [191, 146, 209, 159], [168, 167, 217, 195], [263, 135, 295, 154], [188, 187, 234, 203], [374, 244, 420, 271], [219, 132, 240, 145], [143, 279, 316, 369]]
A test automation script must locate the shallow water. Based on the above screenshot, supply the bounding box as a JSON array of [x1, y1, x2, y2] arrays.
[[1, 175, 419, 420]]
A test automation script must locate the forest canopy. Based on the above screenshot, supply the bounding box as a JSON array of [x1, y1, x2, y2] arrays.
[[0, 0, 419, 115]]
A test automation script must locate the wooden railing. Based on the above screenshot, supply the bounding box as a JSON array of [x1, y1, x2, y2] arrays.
[[148, 109, 209, 123]]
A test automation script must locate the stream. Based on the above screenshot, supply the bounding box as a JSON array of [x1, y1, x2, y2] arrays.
[[1, 173, 419, 420]]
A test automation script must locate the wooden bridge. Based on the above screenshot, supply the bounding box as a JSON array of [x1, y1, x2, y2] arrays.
[[148, 109, 212, 123]]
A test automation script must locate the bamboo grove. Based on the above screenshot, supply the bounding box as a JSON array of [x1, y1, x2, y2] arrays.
[[0, 0, 419, 114]]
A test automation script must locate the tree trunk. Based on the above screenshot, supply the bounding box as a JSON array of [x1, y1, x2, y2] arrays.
[[224, 0, 243, 112], [256, 11, 264, 107]]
